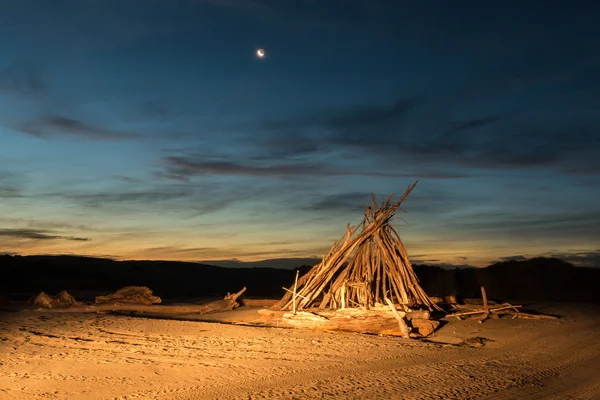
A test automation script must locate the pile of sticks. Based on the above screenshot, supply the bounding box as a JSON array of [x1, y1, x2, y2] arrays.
[[274, 181, 440, 312], [446, 286, 558, 322]]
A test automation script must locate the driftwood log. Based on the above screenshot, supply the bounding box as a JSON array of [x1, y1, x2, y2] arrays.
[[95, 286, 161, 305], [35, 287, 247, 315], [33, 291, 84, 309], [255, 306, 439, 338]]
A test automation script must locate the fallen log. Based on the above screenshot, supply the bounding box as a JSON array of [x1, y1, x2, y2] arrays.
[[35, 287, 247, 315], [255, 307, 438, 337]]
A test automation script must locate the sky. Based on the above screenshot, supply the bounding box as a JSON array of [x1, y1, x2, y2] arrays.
[[1, 0, 599, 268]]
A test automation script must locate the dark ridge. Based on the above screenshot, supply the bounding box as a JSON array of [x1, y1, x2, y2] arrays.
[[0, 255, 598, 303]]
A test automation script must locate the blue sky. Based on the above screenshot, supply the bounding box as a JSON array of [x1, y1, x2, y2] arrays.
[[1, 0, 599, 267]]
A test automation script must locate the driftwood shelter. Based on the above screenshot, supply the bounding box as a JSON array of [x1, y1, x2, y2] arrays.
[[274, 181, 440, 313]]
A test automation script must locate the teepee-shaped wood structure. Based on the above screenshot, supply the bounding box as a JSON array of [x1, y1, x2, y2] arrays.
[[274, 181, 440, 312]]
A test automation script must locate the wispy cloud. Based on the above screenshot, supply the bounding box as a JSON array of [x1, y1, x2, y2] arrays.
[[450, 211, 600, 241], [18, 116, 142, 140], [163, 156, 467, 180], [264, 97, 420, 133], [0, 171, 24, 199], [498, 255, 529, 262], [258, 97, 600, 175], [0, 229, 89, 241], [543, 249, 600, 268]]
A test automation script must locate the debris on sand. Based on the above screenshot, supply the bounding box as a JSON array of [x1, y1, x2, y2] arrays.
[[446, 286, 559, 323], [95, 286, 162, 305], [33, 290, 83, 309], [197, 287, 247, 313]]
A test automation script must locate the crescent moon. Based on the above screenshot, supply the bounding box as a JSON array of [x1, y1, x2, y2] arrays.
[[257, 49, 265, 58]]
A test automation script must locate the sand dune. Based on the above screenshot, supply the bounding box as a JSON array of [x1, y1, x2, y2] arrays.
[[1, 303, 599, 399]]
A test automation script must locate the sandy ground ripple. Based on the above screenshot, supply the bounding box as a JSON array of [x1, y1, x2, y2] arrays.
[[1, 303, 599, 399]]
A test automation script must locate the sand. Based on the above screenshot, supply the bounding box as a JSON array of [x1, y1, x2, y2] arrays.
[[1, 303, 599, 400]]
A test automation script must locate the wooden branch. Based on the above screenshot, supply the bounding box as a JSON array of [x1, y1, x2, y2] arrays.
[[385, 298, 411, 338], [447, 304, 524, 319], [224, 287, 246, 301], [281, 287, 309, 301], [478, 286, 489, 323], [292, 270, 299, 315]]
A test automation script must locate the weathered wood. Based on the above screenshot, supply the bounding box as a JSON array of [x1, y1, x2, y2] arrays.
[[95, 286, 161, 305], [410, 318, 440, 337], [478, 286, 490, 323], [385, 298, 411, 338], [446, 304, 523, 319], [33, 291, 83, 309], [36, 288, 246, 315], [224, 287, 246, 302], [292, 270, 299, 314], [33, 292, 53, 308], [444, 302, 557, 322]]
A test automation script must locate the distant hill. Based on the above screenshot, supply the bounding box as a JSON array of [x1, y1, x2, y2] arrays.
[[1, 255, 598, 303], [199, 257, 322, 270]]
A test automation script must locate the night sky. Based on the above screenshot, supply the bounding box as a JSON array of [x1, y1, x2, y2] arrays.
[[1, 1, 599, 268]]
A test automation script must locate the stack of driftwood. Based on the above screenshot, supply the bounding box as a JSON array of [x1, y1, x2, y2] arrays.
[[274, 181, 439, 313], [268, 181, 442, 338], [446, 286, 558, 322]]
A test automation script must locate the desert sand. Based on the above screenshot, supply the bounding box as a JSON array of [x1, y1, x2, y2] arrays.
[[1, 303, 599, 400]]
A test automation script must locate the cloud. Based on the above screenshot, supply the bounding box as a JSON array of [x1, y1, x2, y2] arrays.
[[543, 250, 600, 268], [306, 192, 372, 213], [166, 157, 327, 178], [202, 257, 322, 269], [0, 186, 21, 198], [36, 180, 272, 219], [18, 116, 142, 140], [0, 171, 24, 199], [495, 250, 600, 268], [59, 188, 193, 206], [450, 211, 600, 241], [258, 96, 600, 175], [263, 97, 419, 135], [163, 155, 466, 180], [498, 255, 528, 262], [0, 229, 89, 241], [301, 191, 433, 214], [130, 245, 324, 263]]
